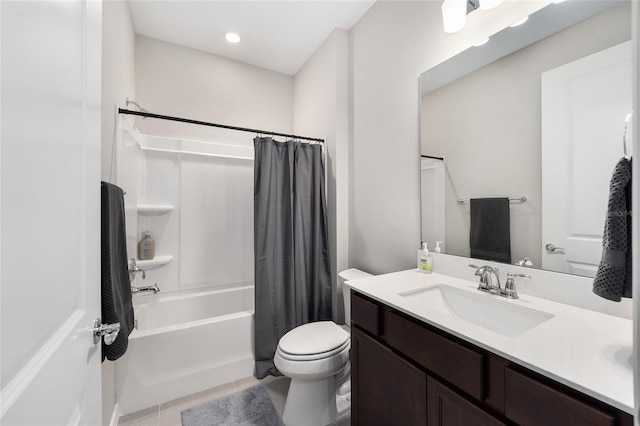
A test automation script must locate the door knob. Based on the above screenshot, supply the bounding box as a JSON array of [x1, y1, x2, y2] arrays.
[[92, 318, 121, 345], [545, 243, 565, 254]]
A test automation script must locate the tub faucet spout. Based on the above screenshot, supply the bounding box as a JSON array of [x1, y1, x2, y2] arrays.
[[131, 283, 160, 294]]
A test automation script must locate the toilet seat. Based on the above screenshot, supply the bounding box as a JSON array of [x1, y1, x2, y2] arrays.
[[278, 339, 350, 362], [277, 321, 350, 361]]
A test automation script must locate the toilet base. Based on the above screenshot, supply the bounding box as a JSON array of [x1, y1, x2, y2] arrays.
[[282, 376, 337, 426]]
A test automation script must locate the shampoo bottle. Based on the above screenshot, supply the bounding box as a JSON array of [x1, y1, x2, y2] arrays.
[[418, 242, 433, 274], [138, 231, 155, 260]]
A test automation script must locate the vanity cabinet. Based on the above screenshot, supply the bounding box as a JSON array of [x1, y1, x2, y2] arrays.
[[350, 291, 633, 426], [352, 327, 427, 426], [427, 376, 506, 426]]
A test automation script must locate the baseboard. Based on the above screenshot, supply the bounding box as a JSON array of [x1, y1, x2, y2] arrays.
[[109, 403, 120, 426]]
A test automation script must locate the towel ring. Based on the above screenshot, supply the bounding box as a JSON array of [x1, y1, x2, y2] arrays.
[[623, 110, 633, 160]]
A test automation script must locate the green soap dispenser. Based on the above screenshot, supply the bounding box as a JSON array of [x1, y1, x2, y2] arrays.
[[418, 242, 433, 274]]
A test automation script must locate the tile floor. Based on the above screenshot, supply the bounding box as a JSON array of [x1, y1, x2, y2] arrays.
[[117, 375, 291, 426]]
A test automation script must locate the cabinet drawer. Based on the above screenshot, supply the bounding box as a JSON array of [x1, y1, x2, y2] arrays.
[[386, 311, 484, 401], [504, 367, 616, 426], [350, 291, 380, 336]]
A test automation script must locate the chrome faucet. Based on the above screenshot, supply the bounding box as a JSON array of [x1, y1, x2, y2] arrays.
[[469, 264, 501, 294], [131, 283, 160, 294], [503, 273, 531, 299], [469, 265, 530, 299], [128, 258, 147, 282]]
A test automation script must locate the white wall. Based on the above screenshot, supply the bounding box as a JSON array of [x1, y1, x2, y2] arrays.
[[293, 29, 350, 322], [348, 0, 551, 275], [102, 1, 136, 181], [135, 35, 293, 145], [101, 2, 136, 424]]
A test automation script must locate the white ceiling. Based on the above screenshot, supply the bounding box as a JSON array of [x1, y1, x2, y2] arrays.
[[127, 1, 376, 76]]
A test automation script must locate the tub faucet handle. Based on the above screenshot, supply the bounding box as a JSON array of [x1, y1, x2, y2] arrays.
[[128, 258, 147, 281]]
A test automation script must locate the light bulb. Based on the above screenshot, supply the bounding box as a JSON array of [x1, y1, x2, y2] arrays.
[[225, 32, 241, 44], [442, 0, 467, 34], [479, 0, 504, 10]]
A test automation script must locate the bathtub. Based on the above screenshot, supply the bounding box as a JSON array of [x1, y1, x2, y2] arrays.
[[115, 284, 255, 415]]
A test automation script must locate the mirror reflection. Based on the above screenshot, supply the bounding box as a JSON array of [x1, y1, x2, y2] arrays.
[[419, 0, 631, 277]]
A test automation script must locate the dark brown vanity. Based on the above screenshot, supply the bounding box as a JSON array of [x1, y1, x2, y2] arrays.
[[350, 290, 633, 426]]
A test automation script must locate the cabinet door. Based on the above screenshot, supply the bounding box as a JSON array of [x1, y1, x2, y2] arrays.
[[427, 377, 506, 426], [352, 326, 427, 426]]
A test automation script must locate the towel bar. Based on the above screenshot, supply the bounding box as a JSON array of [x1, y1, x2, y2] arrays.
[[457, 196, 527, 204]]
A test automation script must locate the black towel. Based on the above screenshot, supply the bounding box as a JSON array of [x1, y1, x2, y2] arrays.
[[101, 182, 135, 361], [593, 158, 632, 302], [470, 198, 511, 264]]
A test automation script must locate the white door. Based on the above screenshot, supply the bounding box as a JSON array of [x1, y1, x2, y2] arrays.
[[1, 1, 103, 424], [541, 41, 631, 277]]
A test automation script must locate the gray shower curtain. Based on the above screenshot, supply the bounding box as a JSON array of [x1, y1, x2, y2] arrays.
[[253, 136, 332, 378]]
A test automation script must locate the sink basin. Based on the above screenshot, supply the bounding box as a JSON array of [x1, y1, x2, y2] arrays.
[[399, 284, 554, 337]]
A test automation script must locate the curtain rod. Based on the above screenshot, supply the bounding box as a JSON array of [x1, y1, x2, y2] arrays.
[[118, 108, 325, 143], [421, 155, 444, 161]]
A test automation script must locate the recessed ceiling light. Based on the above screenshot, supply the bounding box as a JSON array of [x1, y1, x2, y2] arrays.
[[510, 16, 529, 27], [474, 38, 490, 47], [225, 32, 241, 44]]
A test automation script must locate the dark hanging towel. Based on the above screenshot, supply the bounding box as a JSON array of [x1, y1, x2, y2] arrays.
[[593, 158, 632, 302], [469, 198, 511, 264], [101, 181, 135, 361], [253, 137, 332, 378]]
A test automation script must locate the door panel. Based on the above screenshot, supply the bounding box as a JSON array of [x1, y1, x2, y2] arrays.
[[541, 41, 631, 276], [1, 1, 102, 424]]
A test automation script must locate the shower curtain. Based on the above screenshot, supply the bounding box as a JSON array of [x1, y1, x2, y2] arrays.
[[253, 136, 332, 378]]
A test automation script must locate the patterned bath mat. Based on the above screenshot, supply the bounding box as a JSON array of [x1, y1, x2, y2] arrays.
[[181, 384, 284, 426]]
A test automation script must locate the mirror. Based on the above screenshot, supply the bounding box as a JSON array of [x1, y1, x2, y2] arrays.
[[420, 0, 631, 277]]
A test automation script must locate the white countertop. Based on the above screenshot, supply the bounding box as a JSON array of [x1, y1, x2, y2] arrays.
[[345, 269, 633, 414]]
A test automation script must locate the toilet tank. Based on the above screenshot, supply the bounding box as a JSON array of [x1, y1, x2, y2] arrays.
[[339, 268, 373, 326]]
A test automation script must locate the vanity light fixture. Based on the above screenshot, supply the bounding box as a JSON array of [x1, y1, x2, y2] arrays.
[[224, 32, 241, 44], [442, 0, 509, 34], [510, 16, 529, 27]]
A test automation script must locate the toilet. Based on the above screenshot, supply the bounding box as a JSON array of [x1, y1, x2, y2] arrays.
[[274, 268, 373, 426]]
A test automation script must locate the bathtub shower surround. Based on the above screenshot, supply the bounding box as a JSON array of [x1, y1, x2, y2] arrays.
[[113, 123, 256, 415], [115, 285, 255, 415]]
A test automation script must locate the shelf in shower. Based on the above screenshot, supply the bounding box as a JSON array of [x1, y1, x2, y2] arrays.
[[137, 255, 173, 269], [137, 204, 175, 215]]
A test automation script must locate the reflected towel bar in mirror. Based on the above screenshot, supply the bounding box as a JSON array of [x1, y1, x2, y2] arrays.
[[457, 196, 527, 204]]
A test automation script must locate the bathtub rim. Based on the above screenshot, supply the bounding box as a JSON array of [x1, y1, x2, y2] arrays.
[[131, 282, 255, 338]]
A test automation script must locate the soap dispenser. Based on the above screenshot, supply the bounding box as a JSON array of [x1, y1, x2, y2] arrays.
[[418, 242, 433, 274], [138, 231, 155, 260]]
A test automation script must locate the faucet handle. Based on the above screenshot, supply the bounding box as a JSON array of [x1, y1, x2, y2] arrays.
[[469, 264, 491, 291], [504, 273, 530, 299]]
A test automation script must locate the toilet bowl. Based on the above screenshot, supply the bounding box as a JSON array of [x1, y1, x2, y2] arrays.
[[275, 268, 373, 426]]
